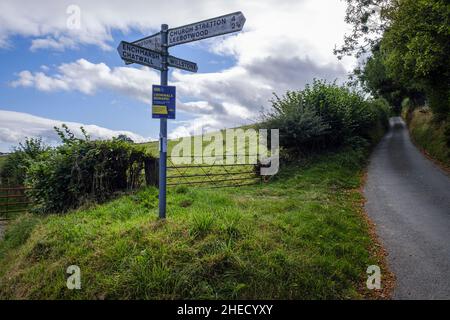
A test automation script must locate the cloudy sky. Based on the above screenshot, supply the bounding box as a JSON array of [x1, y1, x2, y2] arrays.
[[0, 0, 354, 152]]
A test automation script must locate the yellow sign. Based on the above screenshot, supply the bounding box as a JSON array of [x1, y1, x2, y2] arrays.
[[152, 105, 168, 115]]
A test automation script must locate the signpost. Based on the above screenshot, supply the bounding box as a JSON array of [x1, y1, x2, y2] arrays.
[[117, 41, 162, 70], [117, 12, 246, 219], [133, 33, 162, 52], [167, 11, 246, 47], [125, 33, 162, 65], [167, 56, 198, 73]]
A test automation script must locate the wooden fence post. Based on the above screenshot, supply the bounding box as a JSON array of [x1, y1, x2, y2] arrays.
[[144, 157, 159, 187]]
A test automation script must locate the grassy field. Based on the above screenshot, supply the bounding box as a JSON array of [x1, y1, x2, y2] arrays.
[[0, 145, 383, 299], [406, 108, 450, 168], [138, 126, 258, 157], [0, 155, 7, 180], [139, 128, 264, 187], [0, 156, 6, 167]]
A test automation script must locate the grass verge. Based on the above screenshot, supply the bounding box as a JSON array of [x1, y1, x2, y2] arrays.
[[406, 109, 450, 170], [0, 146, 386, 299]]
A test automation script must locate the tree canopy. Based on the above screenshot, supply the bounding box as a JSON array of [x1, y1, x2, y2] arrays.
[[338, 0, 450, 120]]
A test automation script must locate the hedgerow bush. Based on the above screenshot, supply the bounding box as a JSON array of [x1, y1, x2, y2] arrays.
[[24, 125, 155, 214], [262, 80, 390, 155], [0, 138, 48, 186]]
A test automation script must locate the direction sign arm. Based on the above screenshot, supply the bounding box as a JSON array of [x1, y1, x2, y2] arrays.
[[167, 11, 246, 47], [117, 41, 163, 71]]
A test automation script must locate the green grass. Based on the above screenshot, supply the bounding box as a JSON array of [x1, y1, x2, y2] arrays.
[[0, 145, 381, 299], [138, 126, 258, 157], [407, 109, 450, 168], [0, 155, 7, 184], [140, 127, 263, 187], [0, 155, 7, 167]]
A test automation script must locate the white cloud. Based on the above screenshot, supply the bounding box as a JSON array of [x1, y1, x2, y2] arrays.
[[0, 1, 352, 63], [0, 110, 150, 152], [30, 36, 77, 51], [11, 59, 160, 102], [169, 115, 222, 139], [5, 0, 355, 137], [0, 0, 239, 51], [178, 101, 214, 113], [10, 55, 347, 137]]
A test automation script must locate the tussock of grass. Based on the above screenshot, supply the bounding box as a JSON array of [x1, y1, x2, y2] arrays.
[[0, 147, 380, 299]]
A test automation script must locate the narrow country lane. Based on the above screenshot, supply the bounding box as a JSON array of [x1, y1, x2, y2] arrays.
[[364, 117, 450, 299]]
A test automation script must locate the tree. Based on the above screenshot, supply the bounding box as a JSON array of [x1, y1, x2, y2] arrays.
[[115, 134, 134, 143], [339, 0, 449, 120], [335, 0, 394, 59], [381, 0, 450, 119], [355, 43, 425, 113]]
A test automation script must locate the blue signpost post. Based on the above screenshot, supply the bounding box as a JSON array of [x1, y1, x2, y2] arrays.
[[159, 25, 169, 219], [118, 12, 246, 219], [152, 84, 176, 216]]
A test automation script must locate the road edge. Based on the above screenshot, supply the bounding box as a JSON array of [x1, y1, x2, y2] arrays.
[[358, 170, 396, 299]]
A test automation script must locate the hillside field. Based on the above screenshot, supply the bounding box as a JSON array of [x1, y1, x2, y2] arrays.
[[0, 146, 385, 299]]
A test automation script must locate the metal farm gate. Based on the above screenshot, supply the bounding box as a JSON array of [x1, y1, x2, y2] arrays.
[[0, 186, 32, 217], [166, 155, 262, 188]]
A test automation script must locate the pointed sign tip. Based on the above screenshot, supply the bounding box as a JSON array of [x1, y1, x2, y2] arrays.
[[117, 41, 124, 54]]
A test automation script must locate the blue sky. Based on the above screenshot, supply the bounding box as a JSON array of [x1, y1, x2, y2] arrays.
[[0, 0, 353, 152]]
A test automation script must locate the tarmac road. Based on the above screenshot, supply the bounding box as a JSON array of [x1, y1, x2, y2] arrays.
[[364, 117, 450, 299]]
